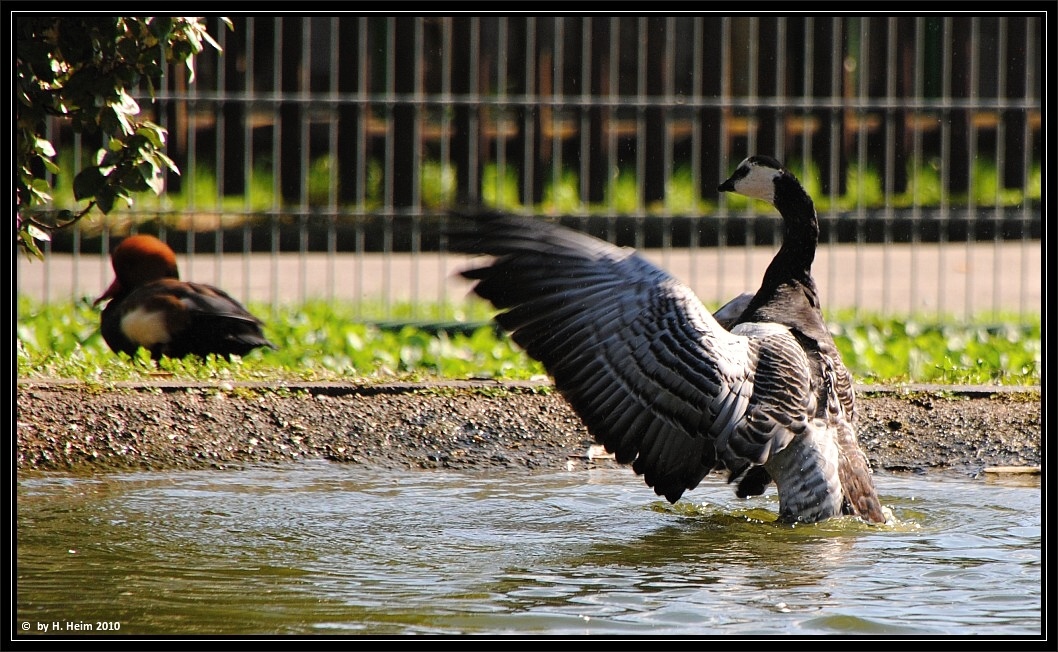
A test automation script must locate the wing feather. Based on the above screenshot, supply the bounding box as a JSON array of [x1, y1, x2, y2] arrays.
[[450, 210, 817, 503]]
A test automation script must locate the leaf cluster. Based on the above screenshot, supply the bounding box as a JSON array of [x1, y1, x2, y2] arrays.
[[15, 16, 229, 258]]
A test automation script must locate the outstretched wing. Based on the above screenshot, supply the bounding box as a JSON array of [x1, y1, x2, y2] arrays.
[[450, 210, 817, 502]]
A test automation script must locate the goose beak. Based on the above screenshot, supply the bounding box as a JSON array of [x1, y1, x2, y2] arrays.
[[718, 178, 737, 193]]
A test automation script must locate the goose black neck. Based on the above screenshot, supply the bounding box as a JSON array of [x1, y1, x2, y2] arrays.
[[762, 172, 819, 286]]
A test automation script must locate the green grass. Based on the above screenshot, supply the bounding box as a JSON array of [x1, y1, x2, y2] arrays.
[[16, 296, 1040, 387]]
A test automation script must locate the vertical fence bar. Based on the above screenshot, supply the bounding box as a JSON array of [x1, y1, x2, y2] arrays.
[[382, 17, 396, 317], [882, 17, 899, 315], [213, 22, 226, 292], [298, 18, 311, 305], [716, 17, 732, 304], [327, 17, 340, 303], [579, 17, 591, 212], [354, 17, 369, 320], [439, 17, 453, 310], [964, 17, 980, 321], [470, 17, 481, 206], [664, 15, 676, 218], [270, 18, 283, 313], [746, 16, 759, 157], [635, 17, 647, 223], [241, 17, 255, 306], [742, 16, 759, 292], [938, 16, 952, 317], [410, 17, 424, 317], [1018, 17, 1034, 319], [774, 18, 787, 165], [688, 17, 704, 293], [660, 16, 675, 271], [825, 17, 843, 313], [551, 17, 565, 214], [495, 17, 508, 210], [606, 17, 618, 220], [183, 40, 198, 284], [854, 17, 869, 316], [909, 16, 925, 316], [644, 16, 665, 210], [522, 17, 537, 209], [992, 17, 1007, 317], [800, 17, 814, 215]]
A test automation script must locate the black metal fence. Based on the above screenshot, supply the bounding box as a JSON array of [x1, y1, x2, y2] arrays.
[[23, 15, 1044, 317]]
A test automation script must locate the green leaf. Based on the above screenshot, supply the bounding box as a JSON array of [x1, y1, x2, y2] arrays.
[[73, 167, 106, 201], [95, 187, 115, 214], [25, 185, 52, 205], [113, 88, 141, 116], [149, 17, 174, 39], [139, 161, 165, 195], [19, 230, 45, 260], [98, 147, 122, 168], [114, 188, 134, 208], [26, 223, 51, 242], [125, 166, 152, 193], [34, 136, 56, 158], [135, 121, 167, 148], [113, 107, 134, 136], [201, 27, 222, 52], [153, 150, 180, 173], [27, 177, 53, 204]]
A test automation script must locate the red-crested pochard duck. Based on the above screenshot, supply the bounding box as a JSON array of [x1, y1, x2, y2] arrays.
[[94, 234, 276, 360]]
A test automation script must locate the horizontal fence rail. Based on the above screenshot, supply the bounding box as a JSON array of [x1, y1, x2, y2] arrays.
[[18, 15, 1043, 321]]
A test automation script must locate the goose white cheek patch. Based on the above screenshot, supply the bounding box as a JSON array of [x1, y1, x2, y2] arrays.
[[733, 169, 778, 204], [121, 306, 171, 347]]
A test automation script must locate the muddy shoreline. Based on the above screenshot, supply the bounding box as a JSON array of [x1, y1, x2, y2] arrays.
[[15, 380, 1041, 484]]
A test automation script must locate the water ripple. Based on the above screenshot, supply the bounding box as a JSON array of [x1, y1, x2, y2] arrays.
[[17, 463, 1041, 636]]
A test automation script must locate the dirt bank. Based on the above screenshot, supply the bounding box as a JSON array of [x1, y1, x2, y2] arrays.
[[16, 380, 1040, 482]]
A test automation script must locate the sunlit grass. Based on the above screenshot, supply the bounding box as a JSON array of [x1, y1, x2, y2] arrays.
[[16, 296, 1040, 387]]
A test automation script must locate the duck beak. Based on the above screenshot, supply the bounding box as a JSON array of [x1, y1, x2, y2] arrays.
[[93, 279, 122, 307]]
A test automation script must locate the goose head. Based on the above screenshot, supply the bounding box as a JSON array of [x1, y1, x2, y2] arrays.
[[717, 154, 786, 205], [718, 155, 818, 251], [94, 235, 180, 307]]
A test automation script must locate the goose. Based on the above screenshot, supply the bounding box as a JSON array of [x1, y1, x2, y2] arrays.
[[94, 234, 276, 360], [450, 156, 885, 524], [717, 156, 882, 518]]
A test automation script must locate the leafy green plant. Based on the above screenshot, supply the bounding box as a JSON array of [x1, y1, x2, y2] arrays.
[[16, 17, 229, 258], [16, 296, 1040, 387], [830, 311, 1041, 385]]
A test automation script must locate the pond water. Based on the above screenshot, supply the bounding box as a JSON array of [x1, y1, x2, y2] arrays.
[[16, 462, 1041, 637]]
